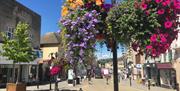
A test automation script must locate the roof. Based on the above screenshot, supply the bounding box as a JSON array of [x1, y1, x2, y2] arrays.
[[41, 32, 61, 45]]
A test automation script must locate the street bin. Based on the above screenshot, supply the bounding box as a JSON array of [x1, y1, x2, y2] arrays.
[[76, 77, 80, 84]]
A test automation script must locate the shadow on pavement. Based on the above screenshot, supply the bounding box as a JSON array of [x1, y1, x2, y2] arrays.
[[60, 89, 78, 91], [27, 89, 78, 91]]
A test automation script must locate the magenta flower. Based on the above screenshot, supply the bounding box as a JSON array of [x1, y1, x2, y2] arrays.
[[145, 10, 150, 15], [146, 45, 152, 49], [164, 44, 170, 49], [160, 34, 167, 43], [150, 34, 157, 42], [157, 9, 165, 15], [165, 0, 171, 5], [152, 49, 157, 57], [174, 1, 180, 9], [50, 66, 61, 76], [141, 3, 147, 10], [162, 2, 167, 6], [147, 0, 151, 2], [164, 21, 173, 29], [155, 0, 163, 3]]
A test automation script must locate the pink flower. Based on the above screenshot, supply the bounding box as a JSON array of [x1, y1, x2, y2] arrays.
[[146, 0, 151, 2], [164, 21, 173, 28], [155, 0, 163, 3], [157, 9, 165, 15], [145, 10, 150, 15], [152, 48, 157, 57], [141, 3, 148, 10], [164, 44, 170, 49], [146, 45, 152, 49], [165, 0, 171, 5], [162, 0, 171, 6], [50, 66, 61, 76], [160, 36, 167, 43], [174, 0, 180, 9], [150, 34, 157, 42], [162, 2, 167, 6]]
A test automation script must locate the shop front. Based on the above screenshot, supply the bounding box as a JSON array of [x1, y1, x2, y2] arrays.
[[156, 63, 176, 89]]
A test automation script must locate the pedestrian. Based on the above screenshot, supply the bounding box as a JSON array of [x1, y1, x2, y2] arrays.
[[87, 69, 91, 84], [118, 72, 121, 83], [103, 69, 110, 85]]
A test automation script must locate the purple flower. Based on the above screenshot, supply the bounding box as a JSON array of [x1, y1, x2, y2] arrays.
[[71, 21, 77, 26], [57, 30, 61, 33], [93, 19, 99, 23], [92, 10, 97, 13], [70, 51, 74, 54], [102, 4, 113, 12], [79, 43, 85, 47], [65, 34, 70, 37], [79, 49, 84, 56]]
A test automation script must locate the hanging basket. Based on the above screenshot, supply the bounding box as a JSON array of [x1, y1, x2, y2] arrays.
[[50, 66, 61, 76]]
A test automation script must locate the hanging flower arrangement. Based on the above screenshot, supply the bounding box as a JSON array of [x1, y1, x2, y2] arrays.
[[50, 66, 61, 76], [60, 0, 112, 65], [135, 0, 180, 57], [61, 9, 99, 64], [106, 0, 179, 57]]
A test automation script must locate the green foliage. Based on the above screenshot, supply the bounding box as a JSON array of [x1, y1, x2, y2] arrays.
[[1, 22, 36, 63], [106, 0, 160, 47]]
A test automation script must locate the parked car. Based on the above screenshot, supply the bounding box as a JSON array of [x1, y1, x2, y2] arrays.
[[94, 67, 103, 79]]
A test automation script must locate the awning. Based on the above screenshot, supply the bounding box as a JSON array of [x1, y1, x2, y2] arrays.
[[156, 63, 172, 69], [0, 58, 42, 65]]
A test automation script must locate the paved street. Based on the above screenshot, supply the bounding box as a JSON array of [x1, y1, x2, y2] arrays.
[[82, 78, 176, 91], [0, 77, 176, 91]]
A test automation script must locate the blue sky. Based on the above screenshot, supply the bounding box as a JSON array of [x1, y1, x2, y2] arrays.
[[16, 0, 125, 60], [17, 0, 62, 36]]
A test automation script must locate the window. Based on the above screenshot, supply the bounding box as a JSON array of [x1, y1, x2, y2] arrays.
[[168, 50, 172, 62], [6, 27, 14, 39], [29, 34, 33, 41]]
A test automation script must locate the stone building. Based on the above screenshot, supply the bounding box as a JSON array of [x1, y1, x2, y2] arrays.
[[0, 0, 41, 86]]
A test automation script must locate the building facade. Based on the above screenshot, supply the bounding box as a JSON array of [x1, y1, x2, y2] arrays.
[[0, 0, 41, 86], [40, 32, 61, 81]]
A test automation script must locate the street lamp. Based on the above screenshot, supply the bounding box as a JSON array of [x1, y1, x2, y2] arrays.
[[110, 0, 119, 91]]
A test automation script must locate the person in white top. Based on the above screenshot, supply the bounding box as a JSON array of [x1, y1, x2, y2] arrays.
[[103, 69, 110, 85]]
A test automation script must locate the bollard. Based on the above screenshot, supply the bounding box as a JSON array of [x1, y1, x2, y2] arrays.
[[148, 80, 150, 90], [129, 77, 132, 86], [79, 88, 83, 91], [55, 81, 58, 91], [49, 77, 52, 90], [176, 83, 179, 91], [37, 80, 39, 89]]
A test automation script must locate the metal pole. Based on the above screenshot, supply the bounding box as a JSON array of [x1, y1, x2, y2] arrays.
[[49, 76, 52, 90], [111, 0, 118, 90], [112, 39, 119, 91]]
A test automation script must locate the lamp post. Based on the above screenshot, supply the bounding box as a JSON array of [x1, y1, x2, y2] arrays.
[[111, 0, 118, 91]]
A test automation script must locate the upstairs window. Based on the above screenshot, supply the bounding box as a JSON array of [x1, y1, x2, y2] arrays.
[[6, 27, 14, 39]]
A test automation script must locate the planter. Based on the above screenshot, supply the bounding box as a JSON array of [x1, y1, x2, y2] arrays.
[[6, 83, 26, 91]]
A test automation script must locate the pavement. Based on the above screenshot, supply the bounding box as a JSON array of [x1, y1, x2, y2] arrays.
[[0, 78, 177, 91]]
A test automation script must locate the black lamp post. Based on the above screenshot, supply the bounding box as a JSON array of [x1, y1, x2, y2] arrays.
[[110, 0, 119, 91]]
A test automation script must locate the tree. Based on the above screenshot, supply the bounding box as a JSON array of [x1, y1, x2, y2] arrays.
[[1, 22, 36, 83]]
